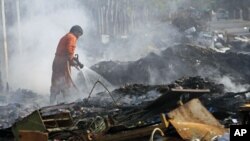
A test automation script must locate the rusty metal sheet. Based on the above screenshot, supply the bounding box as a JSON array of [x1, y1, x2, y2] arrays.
[[168, 98, 224, 128], [169, 120, 226, 141], [167, 98, 227, 141]]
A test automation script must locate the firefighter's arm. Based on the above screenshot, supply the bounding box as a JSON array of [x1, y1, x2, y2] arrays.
[[65, 35, 84, 69], [65, 35, 77, 65]]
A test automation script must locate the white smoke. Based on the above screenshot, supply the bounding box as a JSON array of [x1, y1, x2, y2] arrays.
[[215, 76, 249, 92], [198, 67, 250, 92], [6, 0, 210, 95], [101, 23, 180, 62], [8, 0, 92, 94], [6, 0, 185, 95]]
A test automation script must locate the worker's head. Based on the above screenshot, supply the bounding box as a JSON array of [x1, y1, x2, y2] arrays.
[[70, 25, 83, 38]]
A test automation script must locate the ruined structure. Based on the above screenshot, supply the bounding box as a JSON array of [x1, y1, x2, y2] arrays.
[[91, 44, 250, 86], [0, 76, 249, 140]]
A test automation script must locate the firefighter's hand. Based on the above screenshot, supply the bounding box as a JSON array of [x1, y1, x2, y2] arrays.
[[71, 55, 84, 69], [70, 59, 78, 66], [71, 59, 84, 69], [78, 63, 84, 69]]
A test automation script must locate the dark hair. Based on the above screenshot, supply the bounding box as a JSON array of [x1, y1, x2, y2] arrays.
[[70, 25, 83, 36]]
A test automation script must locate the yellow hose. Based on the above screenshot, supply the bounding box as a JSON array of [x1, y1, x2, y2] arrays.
[[149, 128, 165, 141]]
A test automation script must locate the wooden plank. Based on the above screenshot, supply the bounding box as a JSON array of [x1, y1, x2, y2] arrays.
[[19, 130, 48, 141], [171, 88, 210, 93]]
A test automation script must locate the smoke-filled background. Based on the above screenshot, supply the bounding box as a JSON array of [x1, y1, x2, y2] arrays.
[[0, 0, 249, 97], [3, 0, 186, 95], [6, 0, 90, 94], [0, 0, 250, 131]]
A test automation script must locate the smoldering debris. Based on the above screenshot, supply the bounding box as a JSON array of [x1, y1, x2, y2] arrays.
[[0, 76, 249, 141], [91, 44, 250, 86], [1, 43, 250, 140], [0, 89, 48, 129]]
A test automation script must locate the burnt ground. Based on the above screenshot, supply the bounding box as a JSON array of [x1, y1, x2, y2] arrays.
[[91, 44, 250, 86], [0, 43, 250, 140], [0, 76, 249, 140]]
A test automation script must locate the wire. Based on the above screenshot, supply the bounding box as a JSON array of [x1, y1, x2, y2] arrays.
[[87, 80, 119, 108]]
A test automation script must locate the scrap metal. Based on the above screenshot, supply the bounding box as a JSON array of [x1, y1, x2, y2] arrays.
[[9, 84, 230, 141], [1, 77, 248, 141], [168, 99, 227, 141]]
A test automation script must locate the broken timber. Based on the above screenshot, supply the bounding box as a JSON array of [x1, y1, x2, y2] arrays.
[[10, 88, 228, 141]]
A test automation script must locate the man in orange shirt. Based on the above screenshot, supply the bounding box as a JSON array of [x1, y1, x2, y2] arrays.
[[50, 25, 83, 104]]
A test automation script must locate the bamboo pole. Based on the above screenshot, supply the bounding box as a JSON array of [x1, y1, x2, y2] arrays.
[[1, 0, 8, 84], [16, 0, 22, 55]]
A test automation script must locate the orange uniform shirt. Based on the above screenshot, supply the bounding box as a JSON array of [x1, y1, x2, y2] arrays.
[[51, 32, 78, 90], [55, 32, 77, 60]]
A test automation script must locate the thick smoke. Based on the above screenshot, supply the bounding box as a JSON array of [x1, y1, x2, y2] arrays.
[[102, 23, 181, 62], [8, 0, 92, 94], [6, 0, 235, 97], [7, 0, 184, 95]]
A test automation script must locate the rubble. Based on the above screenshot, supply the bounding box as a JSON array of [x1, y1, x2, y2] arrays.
[[0, 76, 249, 141], [0, 1, 249, 141], [0, 89, 47, 129], [91, 44, 250, 86]]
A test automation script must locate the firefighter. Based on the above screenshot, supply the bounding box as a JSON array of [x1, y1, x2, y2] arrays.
[[50, 25, 83, 104]]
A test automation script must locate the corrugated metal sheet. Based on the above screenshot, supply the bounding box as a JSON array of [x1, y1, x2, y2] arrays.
[[168, 99, 227, 141]]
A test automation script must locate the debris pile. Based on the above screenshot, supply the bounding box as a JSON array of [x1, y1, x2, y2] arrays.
[[0, 76, 249, 141], [91, 44, 250, 86], [0, 89, 47, 129]]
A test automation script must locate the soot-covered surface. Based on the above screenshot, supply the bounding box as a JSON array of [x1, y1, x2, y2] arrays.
[[91, 44, 250, 86]]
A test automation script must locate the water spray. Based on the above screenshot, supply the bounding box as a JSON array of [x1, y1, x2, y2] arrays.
[[73, 66, 118, 107], [69, 54, 117, 106]]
